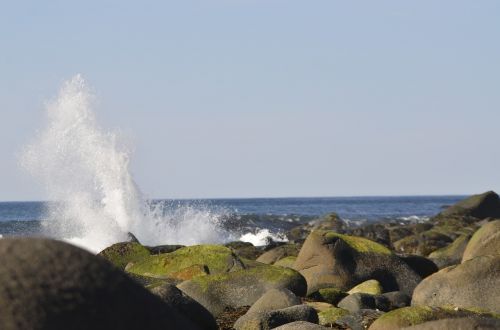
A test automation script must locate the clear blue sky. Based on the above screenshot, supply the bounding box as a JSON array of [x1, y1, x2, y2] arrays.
[[1, 0, 499, 200]]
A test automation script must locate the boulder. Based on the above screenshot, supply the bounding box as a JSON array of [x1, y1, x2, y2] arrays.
[[338, 293, 377, 312], [379, 291, 411, 310], [412, 255, 500, 313], [428, 234, 470, 268], [317, 307, 350, 327], [225, 241, 263, 260], [437, 191, 500, 219], [393, 230, 453, 256], [345, 223, 391, 248], [308, 287, 347, 305], [0, 238, 199, 330], [272, 321, 328, 330], [246, 288, 301, 314], [462, 219, 500, 262], [304, 301, 334, 313], [177, 263, 307, 316], [274, 256, 297, 268], [293, 231, 421, 295], [256, 244, 301, 265], [399, 255, 438, 279], [347, 279, 383, 295], [150, 283, 217, 330], [368, 306, 497, 330], [233, 304, 318, 330], [146, 244, 184, 254], [403, 317, 500, 329], [126, 244, 244, 280], [336, 309, 385, 330], [97, 241, 150, 269]]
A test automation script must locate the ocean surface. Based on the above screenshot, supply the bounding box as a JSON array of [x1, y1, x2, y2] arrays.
[[0, 196, 465, 246]]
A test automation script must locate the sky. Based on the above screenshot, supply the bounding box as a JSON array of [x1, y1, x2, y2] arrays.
[[0, 0, 499, 200]]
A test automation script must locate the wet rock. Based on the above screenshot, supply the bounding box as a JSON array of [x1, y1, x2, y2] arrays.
[[412, 255, 500, 313], [293, 231, 421, 295], [150, 283, 217, 330], [234, 304, 318, 330], [178, 263, 307, 316], [0, 238, 199, 330], [462, 219, 500, 262]]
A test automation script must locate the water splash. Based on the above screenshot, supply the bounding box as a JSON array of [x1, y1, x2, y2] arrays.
[[21, 75, 233, 252]]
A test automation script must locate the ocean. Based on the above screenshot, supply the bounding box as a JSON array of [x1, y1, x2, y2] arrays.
[[0, 195, 464, 249]]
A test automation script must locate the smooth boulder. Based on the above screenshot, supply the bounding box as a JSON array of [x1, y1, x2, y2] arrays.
[[437, 191, 500, 219], [403, 317, 500, 330], [0, 238, 199, 330], [234, 304, 318, 330], [462, 219, 500, 262], [293, 231, 421, 295], [412, 255, 500, 313], [246, 288, 301, 314]]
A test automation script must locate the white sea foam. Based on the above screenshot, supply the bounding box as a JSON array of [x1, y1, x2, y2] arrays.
[[239, 228, 288, 246], [21, 75, 231, 253]]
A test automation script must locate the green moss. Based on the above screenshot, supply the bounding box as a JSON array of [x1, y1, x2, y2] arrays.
[[429, 234, 470, 259], [318, 307, 350, 326], [273, 256, 297, 268], [98, 242, 150, 269], [126, 245, 242, 280], [309, 287, 347, 305], [347, 279, 382, 295], [323, 231, 392, 255]]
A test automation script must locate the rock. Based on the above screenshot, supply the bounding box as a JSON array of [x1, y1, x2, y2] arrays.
[[146, 244, 184, 254], [336, 309, 385, 330], [428, 234, 470, 268], [317, 307, 350, 327], [348, 279, 383, 295], [256, 244, 301, 264], [368, 306, 497, 330], [412, 255, 500, 313], [97, 241, 151, 269], [393, 230, 453, 256], [338, 293, 376, 312], [126, 244, 244, 280], [293, 231, 421, 295], [0, 238, 199, 330], [126, 232, 140, 243], [304, 301, 334, 313], [346, 223, 391, 248], [225, 241, 263, 260], [150, 283, 217, 330], [286, 213, 346, 243], [177, 263, 307, 316], [272, 321, 328, 330], [462, 219, 500, 262], [246, 288, 301, 314], [399, 255, 438, 278], [379, 291, 411, 310], [389, 226, 414, 244], [308, 287, 348, 305], [234, 304, 318, 330], [403, 317, 500, 329], [274, 256, 297, 268], [437, 191, 500, 219]]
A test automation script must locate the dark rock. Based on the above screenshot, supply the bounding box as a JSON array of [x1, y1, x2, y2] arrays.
[[379, 291, 411, 310], [345, 223, 391, 248], [336, 309, 385, 330], [151, 283, 217, 330], [216, 306, 250, 330], [412, 255, 500, 313], [428, 234, 471, 268], [0, 238, 199, 330], [126, 232, 140, 243], [393, 230, 453, 256], [225, 241, 263, 260], [293, 231, 421, 295], [247, 288, 301, 314], [308, 287, 348, 305], [97, 241, 150, 269], [273, 321, 328, 330], [437, 191, 500, 219], [234, 304, 318, 330], [399, 255, 438, 278], [145, 244, 184, 254]]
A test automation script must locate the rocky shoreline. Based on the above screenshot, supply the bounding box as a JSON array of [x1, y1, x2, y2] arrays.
[[0, 191, 499, 329]]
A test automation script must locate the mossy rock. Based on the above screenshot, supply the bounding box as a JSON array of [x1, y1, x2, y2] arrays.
[[393, 230, 453, 256], [318, 307, 350, 327], [98, 242, 151, 269], [126, 245, 244, 280], [368, 306, 499, 330], [274, 256, 297, 268], [437, 191, 500, 219], [293, 230, 421, 295], [177, 263, 307, 316], [462, 219, 500, 262], [347, 279, 382, 295], [305, 301, 335, 313], [428, 234, 470, 268], [225, 241, 262, 260], [256, 244, 301, 264]]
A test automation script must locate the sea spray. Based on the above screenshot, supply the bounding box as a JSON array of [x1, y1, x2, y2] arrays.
[[21, 75, 233, 252]]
